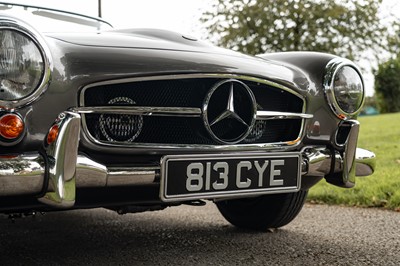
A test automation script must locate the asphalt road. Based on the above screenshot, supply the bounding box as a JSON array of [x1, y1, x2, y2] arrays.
[[0, 203, 399, 265]]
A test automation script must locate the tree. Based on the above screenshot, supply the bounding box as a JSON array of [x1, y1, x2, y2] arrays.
[[374, 57, 400, 113], [201, 0, 394, 61]]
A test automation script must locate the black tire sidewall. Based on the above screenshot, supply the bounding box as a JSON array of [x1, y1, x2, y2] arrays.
[[216, 190, 308, 231]]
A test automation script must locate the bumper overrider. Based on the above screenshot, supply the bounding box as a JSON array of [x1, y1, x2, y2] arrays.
[[0, 111, 376, 208]]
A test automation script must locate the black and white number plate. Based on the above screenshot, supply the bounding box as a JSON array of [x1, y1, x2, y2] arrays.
[[160, 153, 301, 202]]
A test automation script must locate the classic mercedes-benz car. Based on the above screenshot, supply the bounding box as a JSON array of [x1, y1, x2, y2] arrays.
[[0, 2, 376, 230]]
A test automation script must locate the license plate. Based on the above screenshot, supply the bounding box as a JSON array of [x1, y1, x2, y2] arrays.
[[160, 153, 301, 202]]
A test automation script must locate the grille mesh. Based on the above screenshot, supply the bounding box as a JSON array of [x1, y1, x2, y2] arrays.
[[82, 77, 303, 146]]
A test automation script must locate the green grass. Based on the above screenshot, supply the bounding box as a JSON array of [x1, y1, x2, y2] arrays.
[[307, 112, 400, 210]]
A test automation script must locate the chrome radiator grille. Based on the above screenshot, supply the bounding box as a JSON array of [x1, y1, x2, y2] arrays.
[[80, 75, 306, 147]]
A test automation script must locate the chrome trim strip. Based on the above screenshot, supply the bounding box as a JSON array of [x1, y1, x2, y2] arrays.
[[256, 111, 313, 120], [79, 74, 306, 101], [79, 74, 308, 150], [323, 58, 365, 119], [72, 106, 202, 117], [73, 108, 311, 120], [81, 138, 299, 150], [107, 166, 158, 186], [0, 16, 52, 110]]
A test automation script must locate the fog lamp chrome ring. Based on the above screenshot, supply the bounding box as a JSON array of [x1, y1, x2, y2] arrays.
[[0, 112, 25, 145]]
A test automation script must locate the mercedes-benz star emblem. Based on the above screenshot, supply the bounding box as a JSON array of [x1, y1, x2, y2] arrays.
[[202, 79, 257, 144]]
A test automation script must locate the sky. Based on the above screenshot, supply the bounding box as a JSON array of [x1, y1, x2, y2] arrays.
[[7, 0, 213, 35], [5, 0, 400, 96]]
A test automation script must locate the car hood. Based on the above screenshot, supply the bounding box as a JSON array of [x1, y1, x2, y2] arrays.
[[44, 28, 313, 95], [46, 28, 245, 57]]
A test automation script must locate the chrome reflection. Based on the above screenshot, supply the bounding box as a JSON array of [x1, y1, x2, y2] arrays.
[[256, 111, 313, 120], [355, 148, 376, 176], [0, 153, 45, 196], [73, 106, 202, 117], [39, 111, 81, 208], [75, 155, 157, 187]]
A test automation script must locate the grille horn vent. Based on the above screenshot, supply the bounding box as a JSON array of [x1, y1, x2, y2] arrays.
[[99, 97, 143, 142]]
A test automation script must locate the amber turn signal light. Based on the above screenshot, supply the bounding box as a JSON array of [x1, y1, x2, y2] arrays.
[[0, 114, 24, 140], [47, 124, 59, 145]]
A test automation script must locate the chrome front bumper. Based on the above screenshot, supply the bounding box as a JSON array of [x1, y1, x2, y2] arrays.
[[0, 111, 376, 208]]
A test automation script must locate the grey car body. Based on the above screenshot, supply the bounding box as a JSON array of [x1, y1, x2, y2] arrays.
[[0, 3, 375, 230]]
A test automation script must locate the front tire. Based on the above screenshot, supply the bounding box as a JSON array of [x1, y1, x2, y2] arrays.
[[215, 190, 308, 231]]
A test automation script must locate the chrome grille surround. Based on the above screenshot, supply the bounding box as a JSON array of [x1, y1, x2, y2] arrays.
[[78, 74, 311, 150]]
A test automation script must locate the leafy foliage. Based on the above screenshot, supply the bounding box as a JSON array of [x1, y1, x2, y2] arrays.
[[201, 0, 393, 61], [374, 57, 400, 113]]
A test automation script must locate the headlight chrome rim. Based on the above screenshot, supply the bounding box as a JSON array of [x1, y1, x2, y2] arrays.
[[324, 58, 365, 119], [0, 16, 52, 109]]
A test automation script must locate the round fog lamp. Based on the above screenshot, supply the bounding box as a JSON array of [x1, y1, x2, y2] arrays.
[[0, 113, 24, 139]]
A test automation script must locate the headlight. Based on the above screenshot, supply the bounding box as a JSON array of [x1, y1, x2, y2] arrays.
[[324, 58, 364, 119], [0, 30, 44, 100], [0, 17, 51, 109]]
